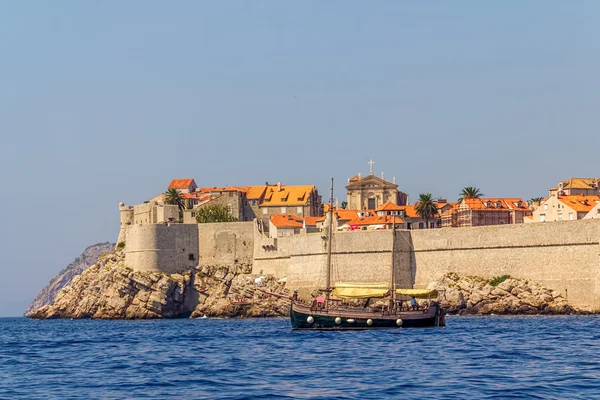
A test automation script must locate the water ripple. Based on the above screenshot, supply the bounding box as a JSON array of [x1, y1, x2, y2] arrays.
[[1, 316, 599, 399]]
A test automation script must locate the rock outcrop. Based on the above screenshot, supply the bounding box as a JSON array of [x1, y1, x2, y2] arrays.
[[28, 250, 290, 319], [430, 273, 574, 315], [25, 242, 115, 315], [28, 249, 579, 319]]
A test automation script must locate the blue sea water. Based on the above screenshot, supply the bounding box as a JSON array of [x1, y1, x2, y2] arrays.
[[0, 316, 599, 399]]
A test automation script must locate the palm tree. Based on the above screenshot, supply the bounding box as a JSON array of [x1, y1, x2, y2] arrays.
[[164, 188, 185, 210], [415, 193, 439, 228], [528, 197, 544, 205], [458, 186, 484, 203]]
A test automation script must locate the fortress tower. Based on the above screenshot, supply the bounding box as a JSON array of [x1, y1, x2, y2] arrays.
[[117, 202, 134, 248]]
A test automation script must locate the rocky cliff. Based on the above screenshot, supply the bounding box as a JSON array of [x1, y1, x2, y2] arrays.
[[25, 242, 115, 315], [28, 250, 290, 319], [28, 249, 580, 319], [431, 272, 574, 315]]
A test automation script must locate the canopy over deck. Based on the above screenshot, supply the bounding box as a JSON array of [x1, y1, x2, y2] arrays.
[[395, 289, 439, 299], [332, 282, 389, 299]]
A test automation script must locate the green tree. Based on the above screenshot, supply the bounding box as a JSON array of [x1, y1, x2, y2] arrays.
[[528, 197, 544, 205], [340, 201, 348, 209], [415, 193, 439, 228], [195, 204, 238, 223], [458, 186, 484, 203], [164, 188, 185, 210]]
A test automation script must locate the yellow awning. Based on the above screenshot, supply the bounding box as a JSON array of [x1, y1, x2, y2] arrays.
[[335, 282, 389, 289], [332, 282, 390, 299], [332, 287, 389, 299], [395, 289, 438, 299]]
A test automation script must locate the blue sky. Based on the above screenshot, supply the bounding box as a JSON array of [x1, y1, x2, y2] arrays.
[[1, 1, 598, 316]]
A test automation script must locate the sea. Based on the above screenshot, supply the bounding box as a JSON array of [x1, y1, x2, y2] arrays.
[[1, 316, 598, 399]]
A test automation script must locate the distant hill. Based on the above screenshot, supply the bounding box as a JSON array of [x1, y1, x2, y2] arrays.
[[25, 242, 115, 315]]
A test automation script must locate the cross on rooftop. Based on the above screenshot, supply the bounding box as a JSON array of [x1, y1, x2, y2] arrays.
[[368, 159, 375, 175]]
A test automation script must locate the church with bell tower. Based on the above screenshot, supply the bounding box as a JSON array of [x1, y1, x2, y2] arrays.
[[345, 160, 408, 210]]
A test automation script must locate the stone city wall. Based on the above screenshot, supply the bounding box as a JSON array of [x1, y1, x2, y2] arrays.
[[253, 229, 396, 298], [406, 220, 600, 311], [198, 221, 254, 266], [125, 224, 199, 274], [121, 211, 600, 310]]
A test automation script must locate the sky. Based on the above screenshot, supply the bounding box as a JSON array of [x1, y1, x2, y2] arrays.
[[1, 1, 599, 317]]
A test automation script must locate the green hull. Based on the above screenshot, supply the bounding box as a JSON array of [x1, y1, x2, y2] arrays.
[[290, 302, 446, 330]]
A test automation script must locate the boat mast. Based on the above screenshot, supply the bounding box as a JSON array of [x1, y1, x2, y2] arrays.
[[325, 177, 334, 305], [391, 218, 396, 309]]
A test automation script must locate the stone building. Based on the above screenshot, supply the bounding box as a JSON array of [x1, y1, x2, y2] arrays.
[[181, 187, 247, 223], [132, 202, 179, 225], [344, 215, 405, 230], [453, 198, 531, 227], [257, 183, 322, 221], [374, 201, 443, 229], [175, 181, 321, 225], [269, 214, 304, 238], [532, 195, 600, 222], [549, 178, 600, 197], [168, 179, 197, 194], [583, 201, 600, 219], [345, 161, 407, 211]]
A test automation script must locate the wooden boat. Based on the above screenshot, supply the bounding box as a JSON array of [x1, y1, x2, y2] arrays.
[[290, 178, 446, 330]]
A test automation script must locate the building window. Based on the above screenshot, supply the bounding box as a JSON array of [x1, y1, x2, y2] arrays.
[[281, 207, 286, 213], [297, 207, 302, 213], [244, 200, 248, 206], [569, 213, 574, 221], [544, 204, 548, 210], [191, 212, 196, 218], [540, 214, 546, 222], [558, 213, 562, 221], [262, 208, 268, 215]]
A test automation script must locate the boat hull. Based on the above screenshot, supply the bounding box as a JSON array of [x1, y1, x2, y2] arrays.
[[291, 302, 446, 330]]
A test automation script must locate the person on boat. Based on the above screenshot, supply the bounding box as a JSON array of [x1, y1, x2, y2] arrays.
[[410, 296, 418, 310]]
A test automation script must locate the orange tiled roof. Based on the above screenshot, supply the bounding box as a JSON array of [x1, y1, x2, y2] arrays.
[[461, 198, 529, 211], [245, 185, 267, 200], [500, 198, 530, 211], [346, 215, 404, 226], [440, 202, 459, 216], [348, 174, 362, 183], [261, 185, 315, 206], [375, 202, 404, 212], [168, 179, 195, 190], [558, 195, 600, 212], [303, 217, 320, 226], [334, 210, 360, 221], [562, 178, 600, 190], [181, 193, 210, 201], [196, 186, 246, 193], [270, 214, 304, 228], [403, 204, 420, 218]]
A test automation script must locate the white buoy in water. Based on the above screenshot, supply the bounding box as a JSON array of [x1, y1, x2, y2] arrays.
[[366, 319, 373, 326], [307, 316, 314, 324], [335, 317, 342, 324], [396, 318, 403, 326], [347, 319, 355, 323]]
